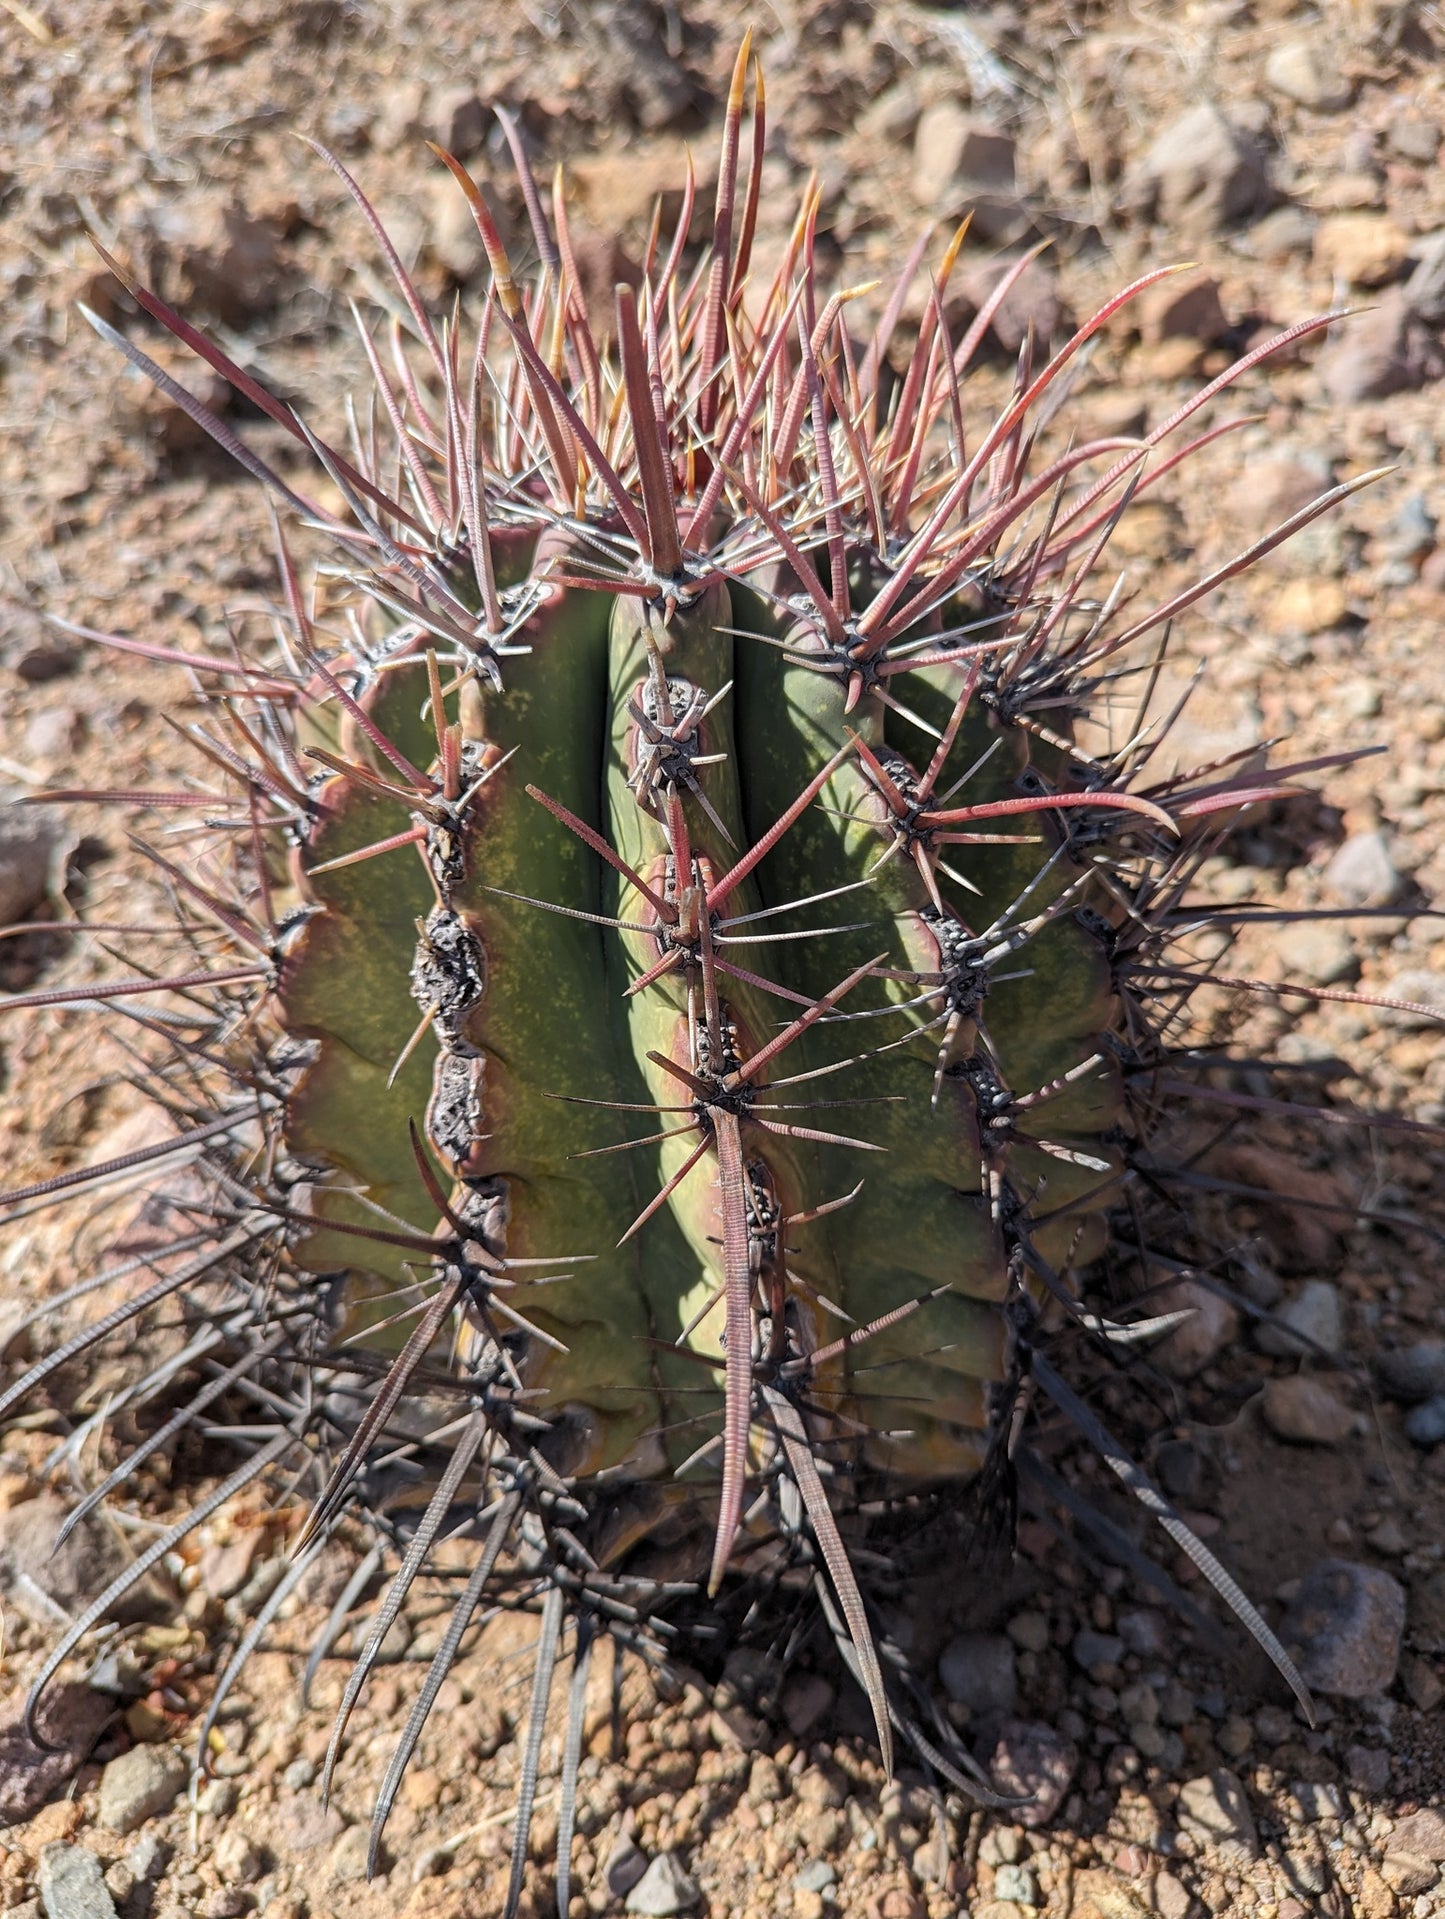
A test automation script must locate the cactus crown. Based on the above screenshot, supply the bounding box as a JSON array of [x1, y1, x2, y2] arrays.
[[1, 34, 1390, 1904]]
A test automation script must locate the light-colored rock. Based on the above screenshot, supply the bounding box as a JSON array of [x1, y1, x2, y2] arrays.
[[328, 1825, 371, 1885], [1388, 1809, 1445, 1862], [1265, 41, 1352, 110], [1257, 1280, 1343, 1358], [1322, 831, 1403, 908], [1132, 104, 1269, 233], [1278, 1559, 1405, 1697], [97, 1745, 188, 1834], [985, 1719, 1078, 1828], [37, 1845, 117, 1919], [1275, 922, 1356, 987], [1176, 1769, 1260, 1863], [1314, 214, 1411, 288], [0, 798, 70, 924], [912, 104, 1016, 205], [1266, 577, 1349, 636], [1405, 230, 1445, 324], [626, 1852, 700, 1915], [1261, 1374, 1353, 1444], [1156, 1279, 1238, 1380]]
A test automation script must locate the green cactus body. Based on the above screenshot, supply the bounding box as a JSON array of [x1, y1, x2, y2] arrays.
[[8, 44, 1370, 1879]]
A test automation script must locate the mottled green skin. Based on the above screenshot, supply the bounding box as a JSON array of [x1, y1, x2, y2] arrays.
[[280, 557, 1129, 1495]]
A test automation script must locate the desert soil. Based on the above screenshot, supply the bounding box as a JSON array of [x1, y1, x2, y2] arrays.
[[3, 2, 1445, 1917]]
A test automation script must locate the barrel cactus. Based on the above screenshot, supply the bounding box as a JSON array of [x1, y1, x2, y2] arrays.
[[1, 36, 1398, 1905]]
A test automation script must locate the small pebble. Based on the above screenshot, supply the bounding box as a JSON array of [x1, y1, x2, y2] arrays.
[[1261, 1373, 1353, 1444], [992, 1863, 1039, 1907], [1176, 1769, 1260, 1863], [605, 1836, 649, 1900], [97, 1745, 188, 1834], [1375, 1341, 1445, 1402], [938, 1633, 1016, 1715], [985, 1720, 1078, 1828], [793, 1860, 836, 1894], [1071, 1629, 1125, 1673], [1346, 1744, 1391, 1792], [1005, 1611, 1050, 1654], [37, 1844, 118, 1919], [1278, 1559, 1405, 1696], [1257, 1281, 1343, 1358], [1405, 1395, 1445, 1448], [625, 1852, 701, 1916], [1321, 832, 1403, 909]]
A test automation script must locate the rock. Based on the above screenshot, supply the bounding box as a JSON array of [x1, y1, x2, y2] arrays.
[[939, 1633, 1016, 1715], [1315, 214, 1411, 288], [0, 798, 70, 925], [328, 1825, 371, 1884], [1346, 1743, 1391, 1793], [37, 1845, 117, 1919], [794, 1860, 836, 1894], [1321, 832, 1402, 908], [1388, 1810, 1445, 1862], [1405, 1396, 1445, 1448], [0, 1493, 167, 1630], [1071, 1630, 1125, 1673], [0, 1683, 111, 1823], [426, 85, 486, 158], [1249, 205, 1319, 261], [1278, 1560, 1405, 1697], [1379, 968, 1445, 1029], [568, 138, 705, 233], [212, 1829, 263, 1885], [604, 1835, 648, 1899], [97, 1744, 188, 1833], [912, 106, 1020, 236], [993, 1863, 1038, 1906], [1265, 40, 1352, 110], [1275, 922, 1356, 987], [1382, 1852, 1439, 1896], [1152, 1871, 1193, 1919], [591, 0, 695, 130], [164, 201, 286, 324], [780, 1673, 834, 1739], [1155, 1279, 1238, 1379], [1391, 119, 1440, 162], [1290, 1779, 1344, 1820], [1405, 231, 1445, 325], [1403, 1654, 1444, 1710], [983, 1719, 1078, 1828], [625, 1852, 700, 1915], [1261, 1374, 1353, 1444], [1136, 269, 1228, 344], [1316, 292, 1443, 402], [1233, 452, 1333, 527], [1176, 1769, 1260, 1864], [1116, 1609, 1167, 1660], [1130, 104, 1269, 234], [955, 254, 1066, 353], [1006, 1610, 1050, 1654], [1258, 1281, 1342, 1359], [1266, 577, 1349, 635], [424, 174, 487, 281]]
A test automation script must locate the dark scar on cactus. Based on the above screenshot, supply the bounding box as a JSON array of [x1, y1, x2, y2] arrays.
[[3, 26, 1444, 1913]]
